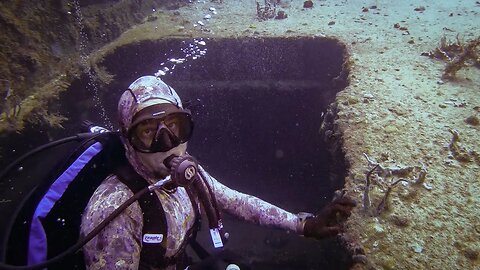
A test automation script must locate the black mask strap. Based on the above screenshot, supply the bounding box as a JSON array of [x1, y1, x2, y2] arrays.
[[127, 88, 139, 103]]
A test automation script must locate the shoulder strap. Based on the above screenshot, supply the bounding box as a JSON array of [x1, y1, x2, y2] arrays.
[[115, 162, 206, 268], [114, 163, 168, 268]]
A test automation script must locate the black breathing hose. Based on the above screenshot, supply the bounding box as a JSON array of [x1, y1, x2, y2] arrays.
[[0, 133, 97, 183], [193, 174, 222, 230], [164, 155, 227, 244]]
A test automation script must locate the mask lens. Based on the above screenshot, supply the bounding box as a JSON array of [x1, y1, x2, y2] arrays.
[[164, 113, 193, 142], [129, 112, 193, 153]]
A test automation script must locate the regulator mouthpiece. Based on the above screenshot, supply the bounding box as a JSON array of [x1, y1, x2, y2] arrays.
[[164, 154, 199, 187]]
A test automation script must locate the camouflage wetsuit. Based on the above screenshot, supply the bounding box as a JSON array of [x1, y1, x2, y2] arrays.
[[80, 167, 300, 270]]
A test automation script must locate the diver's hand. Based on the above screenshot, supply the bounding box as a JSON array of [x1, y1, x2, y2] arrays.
[[303, 196, 356, 239]]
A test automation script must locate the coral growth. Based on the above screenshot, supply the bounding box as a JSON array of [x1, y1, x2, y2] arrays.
[[0, 79, 21, 124], [362, 153, 429, 217], [0, 74, 74, 131], [27, 110, 68, 129], [362, 164, 377, 212], [448, 129, 478, 164], [256, 0, 277, 21], [422, 36, 480, 79], [303, 1, 314, 9], [374, 178, 408, 216]]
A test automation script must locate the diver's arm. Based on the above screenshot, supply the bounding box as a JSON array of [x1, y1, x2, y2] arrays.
[[80, 175, 143, 270], [199, 167, 302, 233]]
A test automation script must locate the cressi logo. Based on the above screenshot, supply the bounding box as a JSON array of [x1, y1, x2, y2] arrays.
[[143, 233, 164, 243]]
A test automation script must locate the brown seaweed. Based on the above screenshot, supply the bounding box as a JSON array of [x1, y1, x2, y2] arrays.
[[422, 36, 480, 80]]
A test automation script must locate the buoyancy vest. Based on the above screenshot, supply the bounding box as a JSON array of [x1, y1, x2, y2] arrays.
[[0, 132, 200, 269], [114, 161, 201, 269]]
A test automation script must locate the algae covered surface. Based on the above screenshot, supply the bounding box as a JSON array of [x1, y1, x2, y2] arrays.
[[1, 0, 479, 269], [0, 0, 186, 132]]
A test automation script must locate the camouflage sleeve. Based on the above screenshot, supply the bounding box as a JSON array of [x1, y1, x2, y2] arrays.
[[199, 167, 301, 233], [80, 175, 143, 270]]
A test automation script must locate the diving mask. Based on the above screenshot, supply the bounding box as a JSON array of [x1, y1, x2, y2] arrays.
[[128, 104, 194, 153]]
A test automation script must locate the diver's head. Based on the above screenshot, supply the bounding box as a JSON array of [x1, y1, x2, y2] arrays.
[[118, 76, 193, 180]]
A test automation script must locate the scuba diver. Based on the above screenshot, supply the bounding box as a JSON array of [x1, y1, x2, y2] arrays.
[[79, 75, 356, 269], [0, 75, 356, 270]]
